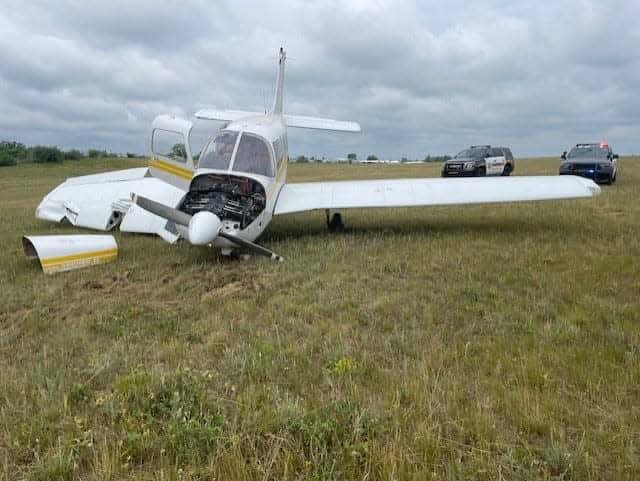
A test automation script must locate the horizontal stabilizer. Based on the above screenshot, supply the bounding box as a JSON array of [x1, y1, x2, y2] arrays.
[[194, 109, 263, 122], [284, 114, 361, 132], [194, 109, 361, 132]]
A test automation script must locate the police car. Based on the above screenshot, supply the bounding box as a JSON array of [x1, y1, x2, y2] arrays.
[[559, 143, 618, 184], [442, 145, 515, 177]]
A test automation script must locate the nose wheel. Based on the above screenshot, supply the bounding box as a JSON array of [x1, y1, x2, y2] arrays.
[[325, 210, 345, 233]]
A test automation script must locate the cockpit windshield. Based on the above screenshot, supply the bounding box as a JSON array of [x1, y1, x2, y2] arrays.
[[198, 131, 238, 170], [232, 133, 274, 177]]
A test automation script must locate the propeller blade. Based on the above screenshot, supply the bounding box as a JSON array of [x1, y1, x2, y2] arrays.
[[132, 194, 192, 226], [218, 232, 283, 261]]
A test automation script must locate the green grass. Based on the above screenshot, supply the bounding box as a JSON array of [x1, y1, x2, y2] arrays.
[[1, 157, 639, 480]]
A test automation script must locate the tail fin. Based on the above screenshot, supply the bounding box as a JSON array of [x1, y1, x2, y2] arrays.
[[270, 48, 286, 116]]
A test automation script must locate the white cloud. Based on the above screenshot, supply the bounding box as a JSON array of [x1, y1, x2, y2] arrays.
[[0, 0, 638, 156]]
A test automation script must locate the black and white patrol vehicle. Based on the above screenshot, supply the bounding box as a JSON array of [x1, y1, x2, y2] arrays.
[[442, 145, 515, 177], [559, 143, 618, 184]]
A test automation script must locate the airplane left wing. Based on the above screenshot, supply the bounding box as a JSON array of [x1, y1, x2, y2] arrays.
[[36, 168, 186, 242], [273, 176, 600, 215]]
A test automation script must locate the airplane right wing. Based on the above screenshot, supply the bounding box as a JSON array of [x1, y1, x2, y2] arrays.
[[273, 176, 600, 215]]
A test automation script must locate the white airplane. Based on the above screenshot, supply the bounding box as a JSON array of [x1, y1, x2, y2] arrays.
[[35, 48, 600, 261]]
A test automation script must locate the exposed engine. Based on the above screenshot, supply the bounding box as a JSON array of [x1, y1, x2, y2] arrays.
[[179, 174, 266, 229]]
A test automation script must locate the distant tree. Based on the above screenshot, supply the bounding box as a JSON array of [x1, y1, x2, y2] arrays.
[[366, 154, 378, 161], [424, 155, 432, 162], [64, 149, 84, 160], [347, 153, 357, 165], [30, 146, 64, 163], [296, 155, 308, 163], [401, 157, 408, 163], [315, 157, 322, 163], [126, 152, 137, 158], [0, 141, 27, 166], [88, 149, 108, 158]]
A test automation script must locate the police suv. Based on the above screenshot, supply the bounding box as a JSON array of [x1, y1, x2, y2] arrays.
[[559, 143, 618, 184], [442, 145, 515, 177]]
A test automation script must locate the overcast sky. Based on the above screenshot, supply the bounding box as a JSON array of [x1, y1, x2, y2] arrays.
[[1, 0, 638, 158]]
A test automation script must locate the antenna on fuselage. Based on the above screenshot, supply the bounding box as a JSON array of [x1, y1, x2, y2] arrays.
[[270, 47, 286, 116]]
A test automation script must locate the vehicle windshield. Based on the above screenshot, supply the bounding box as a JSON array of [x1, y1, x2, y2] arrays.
[[198, 131, 238, 170], [232, 133, 274, 177], [455, 148, 488, 159], [567, 145, 609, 160]]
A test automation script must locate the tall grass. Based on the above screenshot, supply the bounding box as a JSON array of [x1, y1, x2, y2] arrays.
[[1, 157, 638, 480]]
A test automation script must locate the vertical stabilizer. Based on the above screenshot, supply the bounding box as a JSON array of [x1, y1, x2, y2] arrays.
[[270, 48, 286, 116]]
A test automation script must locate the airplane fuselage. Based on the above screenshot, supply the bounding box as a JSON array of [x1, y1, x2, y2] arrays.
[[177, 114, 289, 251]]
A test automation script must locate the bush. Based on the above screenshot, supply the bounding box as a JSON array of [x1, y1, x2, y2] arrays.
[[64, 149, 84, 160], [366, 154, 378, 161], [0, 141, 27, 166], [88, 149, 108, 158], [29, 146, 64, 163], [0, 156, 17, 167]]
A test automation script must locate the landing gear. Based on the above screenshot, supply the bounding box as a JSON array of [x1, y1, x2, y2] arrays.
[[325, 210, 345, 233]]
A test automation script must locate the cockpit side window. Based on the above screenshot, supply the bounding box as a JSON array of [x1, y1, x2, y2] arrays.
[[233, 133, 274, 177], [198, 131, 238, 170]]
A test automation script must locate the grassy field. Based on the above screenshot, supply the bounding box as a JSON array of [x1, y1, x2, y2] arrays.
[[1, 157, 639, 480]]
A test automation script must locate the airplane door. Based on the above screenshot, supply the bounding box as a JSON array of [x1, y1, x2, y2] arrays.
[[148, 115, 195, 190], [485, 148, 506, 176]]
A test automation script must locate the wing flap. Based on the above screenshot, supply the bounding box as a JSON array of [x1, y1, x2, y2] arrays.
[[274, 176, 600, 215]]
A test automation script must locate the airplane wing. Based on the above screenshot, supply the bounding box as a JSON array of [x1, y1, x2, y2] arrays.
[[273, 176, 600, 215], [195, 109, 361, 132], [36, 168, 186, 242]]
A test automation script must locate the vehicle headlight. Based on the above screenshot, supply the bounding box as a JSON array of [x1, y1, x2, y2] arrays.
[[464, 161, 475, 170]]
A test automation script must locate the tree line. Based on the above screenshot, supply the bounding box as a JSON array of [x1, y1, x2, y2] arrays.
[[0, 141, 141, 167]]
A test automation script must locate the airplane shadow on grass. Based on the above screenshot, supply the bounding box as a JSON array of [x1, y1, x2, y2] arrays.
[[262, 211, 590, 244]]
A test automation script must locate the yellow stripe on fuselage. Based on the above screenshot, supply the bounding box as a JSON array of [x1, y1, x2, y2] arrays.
[[149, 158, 193, 180]]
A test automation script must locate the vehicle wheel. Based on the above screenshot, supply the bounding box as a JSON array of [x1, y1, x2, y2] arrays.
[[476, 167, 486, 177], [501, 163, 512, 176], [612, 171, 617, 183], [605, 174, 613, 185]]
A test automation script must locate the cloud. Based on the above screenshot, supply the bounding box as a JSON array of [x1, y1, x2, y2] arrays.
[[0, 0, 638, 156]]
